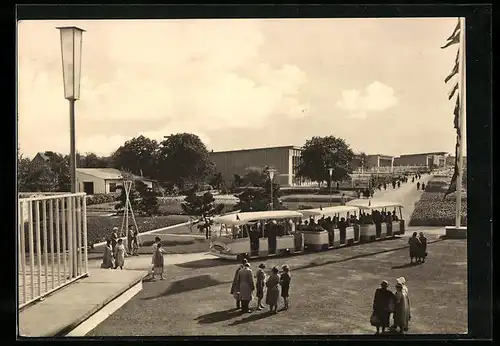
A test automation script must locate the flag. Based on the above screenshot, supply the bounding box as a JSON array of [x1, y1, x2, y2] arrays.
[[453, 96, 461, 138], [445, 62, 459, 83], [441, 19, 461, 49], [443, 142, 460, 199], [447, 20, 460, 41], [441, 33, 460, 49], [448, 83, 459, 100]]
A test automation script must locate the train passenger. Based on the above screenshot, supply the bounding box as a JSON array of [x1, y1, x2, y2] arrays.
[[392, 210, 399, 221]]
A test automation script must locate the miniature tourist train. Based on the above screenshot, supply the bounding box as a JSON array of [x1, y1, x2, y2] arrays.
[[209, 201, 405, 261]]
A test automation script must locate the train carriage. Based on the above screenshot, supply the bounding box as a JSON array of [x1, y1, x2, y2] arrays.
[[346, 200, 405, 242], [300, 206, 361, 251], [209, 210, 304, 261]]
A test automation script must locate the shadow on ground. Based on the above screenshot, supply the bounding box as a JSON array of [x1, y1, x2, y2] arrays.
[[141, 274, 230, 300], [228, 310, 275, 326], [175, 258, 235, 269], [391, 262, 423, 269], [195, 308, 242, 324]]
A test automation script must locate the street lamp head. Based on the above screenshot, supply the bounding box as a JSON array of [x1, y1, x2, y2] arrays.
[[268, 168, 276, 181], [57, 26, 85, 100]]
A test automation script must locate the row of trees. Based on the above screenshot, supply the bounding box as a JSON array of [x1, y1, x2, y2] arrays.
[[19, 133, 365, 194]]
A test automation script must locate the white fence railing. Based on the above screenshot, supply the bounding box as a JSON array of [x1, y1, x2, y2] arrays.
[[18, 193, 88, 309]]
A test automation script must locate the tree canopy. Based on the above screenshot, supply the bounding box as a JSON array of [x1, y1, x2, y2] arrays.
[[111, 135, 160, 179], [158, 133, 214, 189], [297, 136, 355, 188]]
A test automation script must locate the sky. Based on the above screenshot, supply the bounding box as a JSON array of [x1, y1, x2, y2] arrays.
[[17, 18, 465, 159]]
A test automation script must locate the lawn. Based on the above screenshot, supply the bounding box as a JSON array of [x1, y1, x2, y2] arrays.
[[88, 235, 467, 336]]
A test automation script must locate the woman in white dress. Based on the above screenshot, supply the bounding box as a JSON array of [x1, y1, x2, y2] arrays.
[[114, 239, 126, 270]]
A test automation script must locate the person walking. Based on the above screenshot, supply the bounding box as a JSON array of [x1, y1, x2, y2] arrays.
[[237, 262, 255, 313], [111, 228, 118, 252], [113, 239, 126, 270], [393, 282, 411, 333], [151, 236, 161, 274], [152, 242, 165, 280], [265, 266, 280, 313], [230, 259, 246, 310], [101, 239, 115, 269], [408, 232, 421, 264], [255, 263, 267, 310], [279, 265, 291, 310], [416, 182, 420, 190], [418, 232, 428, 263], [131, 230, 139, 256], [371, 280, 395, 335]]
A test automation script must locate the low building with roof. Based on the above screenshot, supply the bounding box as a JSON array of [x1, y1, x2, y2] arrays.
[[76, 168, 155, 194]]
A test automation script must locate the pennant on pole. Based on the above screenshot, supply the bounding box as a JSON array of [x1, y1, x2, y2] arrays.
[[441, 33, 460, 49], [445, 62, 459, 83], [447, 20, 460, 41], [448, 83, 459, 100], [444, 141, 460, 200], [453, 96, 461, 138]]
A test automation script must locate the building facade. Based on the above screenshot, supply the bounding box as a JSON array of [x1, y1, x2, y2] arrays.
[[394, 152, 448, 167], [210, 146, 304, 187]]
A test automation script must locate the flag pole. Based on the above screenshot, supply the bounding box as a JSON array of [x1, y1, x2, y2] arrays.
[[455, 17, 466, 228]]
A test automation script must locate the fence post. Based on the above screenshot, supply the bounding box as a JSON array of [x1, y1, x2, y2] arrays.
[[42, 200, 49, 293], [67, 196, 74, 279], [35, 201, 42, 297], [82, 195, 88, 274], [28, 202, 35, 301]]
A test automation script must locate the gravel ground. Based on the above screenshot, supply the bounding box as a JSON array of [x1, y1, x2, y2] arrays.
[[88, 234, 467, 336]]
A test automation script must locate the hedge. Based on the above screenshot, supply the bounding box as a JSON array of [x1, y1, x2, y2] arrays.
[[280, 195, 355, 203], [86, 193, 120, 206]]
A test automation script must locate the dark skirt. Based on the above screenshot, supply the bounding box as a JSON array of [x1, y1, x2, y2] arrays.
[[256, 286, 264, 299], [281, 284, 290, 298], [374, 310, 391, 328]]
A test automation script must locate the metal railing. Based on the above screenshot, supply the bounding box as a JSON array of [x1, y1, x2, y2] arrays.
[[18, 192, 88, 309]]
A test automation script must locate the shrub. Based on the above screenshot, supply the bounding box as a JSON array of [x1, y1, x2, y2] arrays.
[[298, 205, 314, 210], [86, 193, 120, 206], [280, 195, 354, 203]]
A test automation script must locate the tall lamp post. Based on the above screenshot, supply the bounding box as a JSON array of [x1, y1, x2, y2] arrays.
[[268, 168, 276, 211], [328, 167, 333, 206], [57, 26, 85, 193]]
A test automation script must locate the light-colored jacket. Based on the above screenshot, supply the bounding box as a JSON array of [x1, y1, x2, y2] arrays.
[[237, 267, 255, 301]]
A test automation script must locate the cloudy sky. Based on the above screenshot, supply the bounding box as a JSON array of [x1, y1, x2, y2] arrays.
[[17, 18, 464, 158]]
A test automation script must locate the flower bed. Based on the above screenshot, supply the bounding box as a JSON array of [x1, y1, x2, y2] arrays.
[[410, 178, 467, 227]]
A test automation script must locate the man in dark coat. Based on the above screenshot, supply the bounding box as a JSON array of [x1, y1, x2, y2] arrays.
[[372, 280, 395, 334]]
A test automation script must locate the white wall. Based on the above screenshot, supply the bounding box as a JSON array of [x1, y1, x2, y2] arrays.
[[76, 172, 106, 194]]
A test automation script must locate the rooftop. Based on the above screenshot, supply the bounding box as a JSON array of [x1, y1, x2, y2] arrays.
[[76, 168, 155, 181], [211, 145, 302, 154], [398, 152, 449, 157]]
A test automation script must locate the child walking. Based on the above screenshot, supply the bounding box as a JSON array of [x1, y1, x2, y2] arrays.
[[114, 238, 126, 270], [280, 265, 291, 310], [152, 243, 165, 280]]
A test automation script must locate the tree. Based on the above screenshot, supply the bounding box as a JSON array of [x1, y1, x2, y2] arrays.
[[209, 172, 224, 190], [158, 133, 214, 189], [181, 188, 224, 239], [79, 152, 111, 168], [233, 174, 243, 188], [357, 152, 369, 171], [111, 135, 160, 179], [243, 166, 268, 186], [297, 136, 355, 188], [135, 180, 159, 216], [234, 176, 282, 212]]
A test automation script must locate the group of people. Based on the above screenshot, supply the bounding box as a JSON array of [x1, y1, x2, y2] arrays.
[[100, 226, 142, 270], [372, 277, 411, 334], [408, 232, 428, 263], [230, 259, 291, 314]]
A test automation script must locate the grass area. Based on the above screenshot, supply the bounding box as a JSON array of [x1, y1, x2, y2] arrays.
[[88, 235, 467, 336]]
